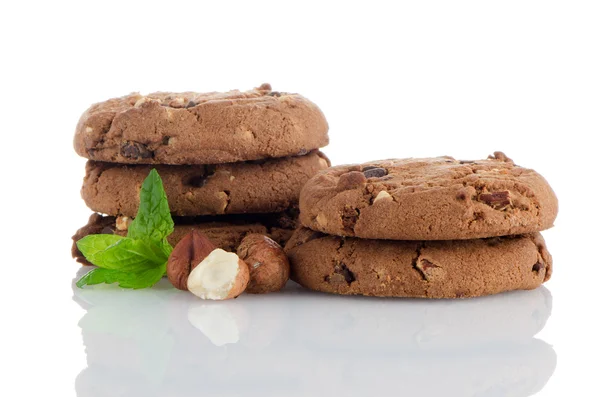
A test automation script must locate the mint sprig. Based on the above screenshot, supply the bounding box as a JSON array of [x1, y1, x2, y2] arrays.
[[76, 169, 174, 289]]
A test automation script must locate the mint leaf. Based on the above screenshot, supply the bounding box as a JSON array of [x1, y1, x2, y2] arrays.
[[77, 236, 168, 272], [128, 169, 174, 242], [76, 234, 125, 258], [75, 169, 175, 289], [76, 264, 166, 289]]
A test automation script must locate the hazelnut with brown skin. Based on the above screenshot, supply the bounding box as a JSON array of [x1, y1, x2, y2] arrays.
[[237, 234, 290, 294], [167, 230, 249, 300]]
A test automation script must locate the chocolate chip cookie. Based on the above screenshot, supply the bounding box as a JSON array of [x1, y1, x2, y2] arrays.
[[82, 151, 329, 217], [299, 152, 558, 240], [72, 210, 299, 266], [285, 227, 552, 298], [74, 84, 329, 165]]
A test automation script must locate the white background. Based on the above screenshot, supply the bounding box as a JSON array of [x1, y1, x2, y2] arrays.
[[1, 1, 599, 396]]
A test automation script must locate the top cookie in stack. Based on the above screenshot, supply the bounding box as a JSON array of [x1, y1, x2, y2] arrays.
[[74, 83, 328, 165], [72, 84, 330, 262], [286, 152, 558, 298]]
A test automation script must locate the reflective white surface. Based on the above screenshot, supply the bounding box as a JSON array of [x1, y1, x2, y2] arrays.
[[73, 268, 555, 397], [3, 2, 600, 395]]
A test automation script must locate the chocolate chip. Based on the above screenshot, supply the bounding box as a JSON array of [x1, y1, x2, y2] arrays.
[[186, 175, 208, 188], [459, 160, 475, 164], [419, 259, 439, 271], [267, 91, 281, 97], [362, 167, 387, 178], [120, 141, 153, 159], [532, 262, 544, 272], [184, 165, 216, 188], [186, 100, 197, 108], [161, 136, 170, 145], [326, 262, 356, 285], [478, 191, 511, 210], [101, 226, 115, 234]]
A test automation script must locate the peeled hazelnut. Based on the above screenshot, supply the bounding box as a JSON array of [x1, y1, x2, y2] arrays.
[[237, 234, 290, 294], [115, 216, 132, 231], [373, 190, 392, 204], [167, 230, 249, 300]]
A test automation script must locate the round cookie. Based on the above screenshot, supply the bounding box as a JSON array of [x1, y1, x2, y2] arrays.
[[285, 227, 552, 298], [299, 152, 558, 240], [72, 211, 298, 266], [74, 84, 329, 165], [82, 151, 329, 217]]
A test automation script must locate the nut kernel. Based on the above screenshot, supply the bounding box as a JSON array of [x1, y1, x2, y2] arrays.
[[115, 216, 132, 231], [373, 190, 392, 204]]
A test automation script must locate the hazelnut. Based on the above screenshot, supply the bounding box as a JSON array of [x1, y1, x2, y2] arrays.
[[115, 216, 132, 231], [237, 234, 290, 294], [373, 190, 392, 204], [167, 230, 249, 300]]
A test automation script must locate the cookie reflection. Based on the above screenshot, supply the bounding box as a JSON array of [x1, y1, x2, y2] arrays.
[[73, 269, 556, 397]]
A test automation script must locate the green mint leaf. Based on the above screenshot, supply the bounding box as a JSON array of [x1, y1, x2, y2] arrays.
[[76, 234, 125, 257], [75, 169, 175, 289], [76, 264, 166, 289], [159, 238, 173, 258], [127, 169, 174, 243], [77, 235, 168, 272]]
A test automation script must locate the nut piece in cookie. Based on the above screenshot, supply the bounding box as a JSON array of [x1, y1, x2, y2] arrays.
[[237, 234, 290, 294]]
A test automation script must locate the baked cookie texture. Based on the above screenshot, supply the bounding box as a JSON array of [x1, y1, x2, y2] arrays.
[[299, 152, 558, 240], [81, 151, 329, 217], [285, 227, 552, 298], [74, 84, 329, 165], [73, 211, 299, 266]]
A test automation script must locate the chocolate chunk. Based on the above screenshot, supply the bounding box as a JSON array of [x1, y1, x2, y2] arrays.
[[184, 166, 216, 188], [362, 167, 388, 178], [532, 262, 544, 272], [419, 259, 439, 271], [186, 100, 197, 108], [459, 160, 475, 164], [478, 191, 512, 210], [326, 262, 356, 285], [185, 175, 208, 188], [268, 91, 282, 97], [161, 136, 170, 145], [414, 258, 442, 281], [120, 141, 153, 159]]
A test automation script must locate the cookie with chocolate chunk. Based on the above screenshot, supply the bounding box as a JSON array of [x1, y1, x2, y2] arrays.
[[285, 227, 552, 298], [81, 151, 329, 217], [72, 210, 299, 266], [74, 84, 329, 165], [299, 152, 558, 240]]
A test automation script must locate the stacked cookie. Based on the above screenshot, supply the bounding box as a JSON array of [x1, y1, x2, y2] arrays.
[[72, 84, 329, 264], [285, 152, 558, 298]]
